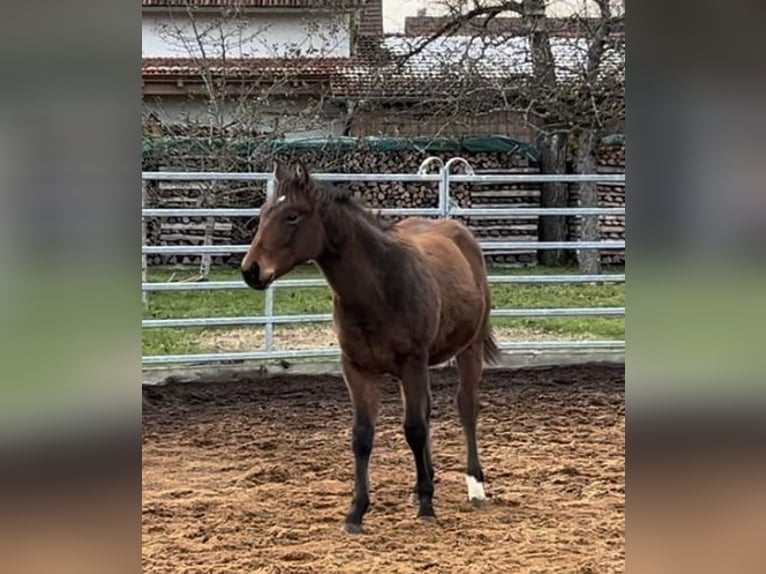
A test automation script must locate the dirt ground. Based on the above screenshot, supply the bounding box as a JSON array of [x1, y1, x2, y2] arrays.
[[142, 363, 624, 574], [196, 324, 590, 354]]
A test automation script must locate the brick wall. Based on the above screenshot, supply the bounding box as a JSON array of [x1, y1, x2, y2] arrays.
[[357, 0, 382, 36]]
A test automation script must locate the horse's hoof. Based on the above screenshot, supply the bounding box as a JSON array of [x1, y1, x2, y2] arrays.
[[419, 514, 438, 524], [470, 497, 487, 509], [344, 522, 363, 535]]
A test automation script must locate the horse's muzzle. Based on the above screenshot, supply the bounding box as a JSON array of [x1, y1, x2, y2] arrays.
[[241, 262, 274, 290]]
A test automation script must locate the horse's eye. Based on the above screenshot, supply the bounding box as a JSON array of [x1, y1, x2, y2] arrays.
[[285, 213, 301, 225]]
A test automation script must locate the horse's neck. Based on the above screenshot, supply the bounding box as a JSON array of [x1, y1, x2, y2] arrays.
[[315, 206, 394, 308]]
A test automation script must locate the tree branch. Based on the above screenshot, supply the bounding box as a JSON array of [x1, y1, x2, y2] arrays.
[[401, 1, 523, 65], [585, 0, 613, 80]]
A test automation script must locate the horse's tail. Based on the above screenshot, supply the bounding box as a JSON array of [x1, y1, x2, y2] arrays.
[[483, 327, 502, 365], [482, 317, 502, 365]]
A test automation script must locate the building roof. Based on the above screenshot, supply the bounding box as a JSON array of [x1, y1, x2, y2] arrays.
[[141, 0, 365, 8], [141, 58, 351, 81], [142, 56, 356, 96], [142, 33, 624, 99], [143, 56, 353, 78], [340, 34, 625, 97], [404, 15, 625, 39]]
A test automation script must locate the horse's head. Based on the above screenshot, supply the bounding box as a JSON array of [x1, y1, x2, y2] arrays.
[[241, 160, 325, 290]]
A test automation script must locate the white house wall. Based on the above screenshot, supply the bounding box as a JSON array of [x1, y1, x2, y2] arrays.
[[142, 12, 351, 59]]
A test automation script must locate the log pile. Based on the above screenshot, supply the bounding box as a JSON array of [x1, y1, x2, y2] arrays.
[[143, 142, 626, 268], [599, 142, 625, 168], [144, 148, 533, 267], [461, 166, 541, 266], [144, 179, 266, 267]]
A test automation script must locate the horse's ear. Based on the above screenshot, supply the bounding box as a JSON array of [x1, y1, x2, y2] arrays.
[[293, 160, 310, 187], [273, 160, 289, 186]]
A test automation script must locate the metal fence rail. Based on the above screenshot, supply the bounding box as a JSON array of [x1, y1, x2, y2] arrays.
[[142, 273, 626, 292], [141, 340, 625, 366], [141, 165, 625, 367], [143, 307, 626, 330], [141, 240, 625, 255]]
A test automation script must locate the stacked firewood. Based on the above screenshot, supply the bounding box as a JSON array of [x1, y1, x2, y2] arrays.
[[460, 166, 541, 266], [143, 143, 625, 268], [144, 149, 532, 267], [598, 142, 625, 168], [144, 178, 266, 267]]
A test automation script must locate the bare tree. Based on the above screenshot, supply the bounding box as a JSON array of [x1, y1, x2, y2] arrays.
[[142, 1, 348, 276], [386, 0, 625, 270]]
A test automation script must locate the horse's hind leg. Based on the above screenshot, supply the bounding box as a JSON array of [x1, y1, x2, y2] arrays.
[[342, 357, 381, 534], [456, 342, 487, 507]]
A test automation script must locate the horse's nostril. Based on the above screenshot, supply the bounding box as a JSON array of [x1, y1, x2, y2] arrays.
[[241, 262, 259, 278], [241, 263, 259, 285], [241, 262, 271, 290]]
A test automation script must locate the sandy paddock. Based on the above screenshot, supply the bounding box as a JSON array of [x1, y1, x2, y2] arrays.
[[142, 363, 624, 573]]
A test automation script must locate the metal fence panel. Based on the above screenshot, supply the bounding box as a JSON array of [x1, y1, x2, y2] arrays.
[[141, 169, 625, 367]]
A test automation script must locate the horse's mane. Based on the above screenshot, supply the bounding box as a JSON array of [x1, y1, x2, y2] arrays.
[[315, 181, 395, 233]]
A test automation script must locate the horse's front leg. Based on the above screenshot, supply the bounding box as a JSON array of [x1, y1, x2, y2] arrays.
[[341, 356, 381, 534], [410, 390, 433, 506], [401, 355, 436, 522]]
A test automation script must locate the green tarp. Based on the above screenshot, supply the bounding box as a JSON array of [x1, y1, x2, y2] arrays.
[[142, 134, 541, 162]]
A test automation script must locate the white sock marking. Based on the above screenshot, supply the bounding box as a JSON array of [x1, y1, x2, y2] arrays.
[[465, 475, 486, 501]]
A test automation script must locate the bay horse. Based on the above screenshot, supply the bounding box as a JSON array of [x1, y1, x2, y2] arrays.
[[241, 161, 501, 534]]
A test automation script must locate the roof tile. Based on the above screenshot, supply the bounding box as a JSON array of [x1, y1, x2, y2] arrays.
[[141, 0, 365, 8], [143, 56, 354, 78], [142, 34, 624, 98]]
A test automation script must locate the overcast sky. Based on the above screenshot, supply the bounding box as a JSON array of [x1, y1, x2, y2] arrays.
[[382, 0, 429, 32]]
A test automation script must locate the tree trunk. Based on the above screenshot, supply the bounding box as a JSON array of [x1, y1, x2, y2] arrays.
[[576, 130, 601, 274], [537, 132, 570, 267]]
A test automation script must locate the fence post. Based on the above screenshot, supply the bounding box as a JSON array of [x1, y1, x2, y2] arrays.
[[438, 165, 449, 219], [417, 156, 444, 175], [199, 185, 215, 280], [264, 177, 275, 353], [141, 180, 149, 309], [443, 157, 475, 219]]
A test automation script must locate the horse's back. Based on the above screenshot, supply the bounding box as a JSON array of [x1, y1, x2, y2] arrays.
[[396, 218, 490, 361], [395, 218, 486, 282]]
